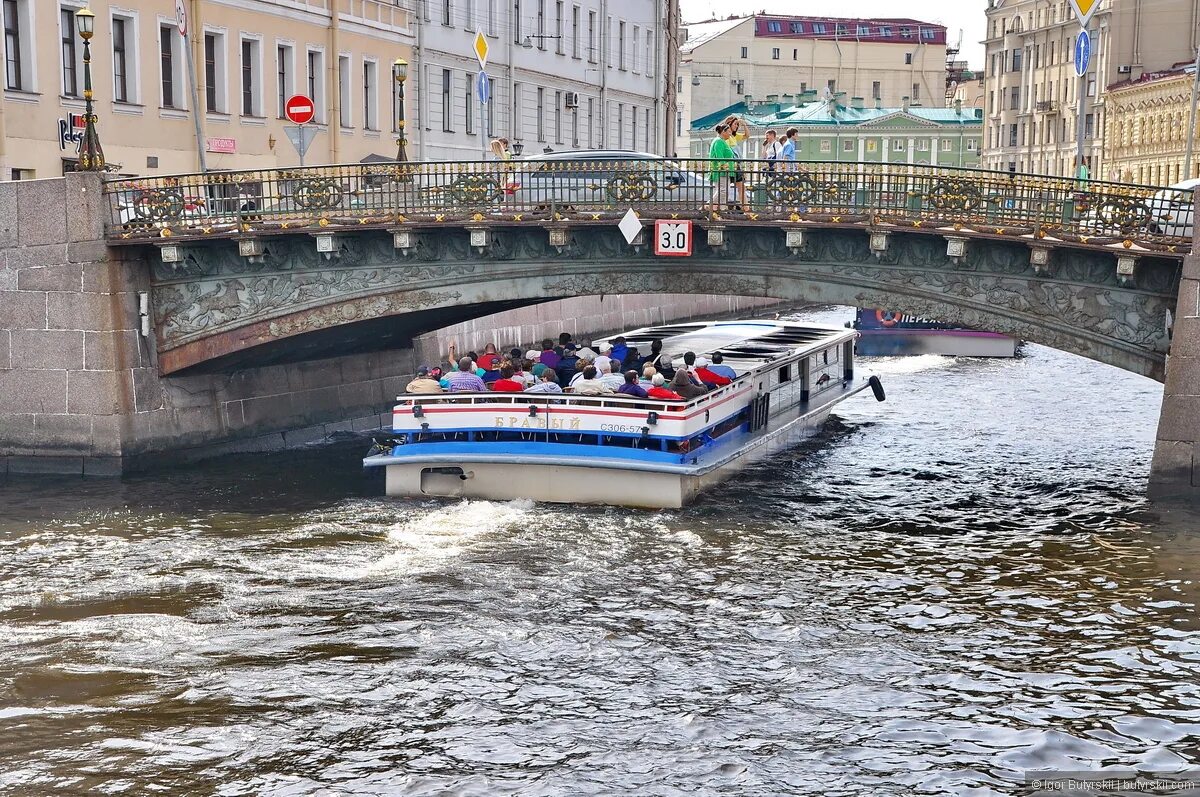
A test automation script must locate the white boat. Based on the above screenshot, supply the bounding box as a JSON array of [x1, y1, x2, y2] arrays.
[[363, 320, 885, 509]]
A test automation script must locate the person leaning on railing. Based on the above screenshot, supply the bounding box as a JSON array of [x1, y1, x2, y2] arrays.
[[708, 124, 737, 213]]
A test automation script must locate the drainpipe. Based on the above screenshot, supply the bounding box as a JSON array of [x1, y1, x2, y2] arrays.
[[414, 1, 425, 160], [329, 3, 341, 164], [599, 0, 608, 147]]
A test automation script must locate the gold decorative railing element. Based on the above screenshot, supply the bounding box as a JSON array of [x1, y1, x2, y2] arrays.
[[101, 159, 1195, 254]]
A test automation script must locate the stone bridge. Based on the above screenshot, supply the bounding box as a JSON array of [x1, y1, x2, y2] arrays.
[[103, 160, 1190, 380]]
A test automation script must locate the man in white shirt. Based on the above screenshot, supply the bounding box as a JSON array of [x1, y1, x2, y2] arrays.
[[763, 129, 784, 171], [592, 342, 614, 376], [599, 361, 626, 391], [572, 365, 614, 395]]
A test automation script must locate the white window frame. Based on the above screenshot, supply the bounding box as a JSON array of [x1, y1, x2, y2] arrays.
[[618, 20, 626, 70], [571, 5, 579, 58], [363, 57, 378, 131], [239, 34, 263, 118], [337, 52, 352, 128], [3, 0, 37, 93], [631, 25, 639, 73], [275, 41, 294, 119], [202, 27, 229, 115], [305, 47, 325, 123], [587, 11, 596, 63], [58, 2, 85, 99], [157, 18, 186, 110], [110, 10, 139, 104]]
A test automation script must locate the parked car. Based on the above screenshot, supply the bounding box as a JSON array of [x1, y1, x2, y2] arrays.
[[510, 150, 708, 209], [1145, 177, 1200, 239]]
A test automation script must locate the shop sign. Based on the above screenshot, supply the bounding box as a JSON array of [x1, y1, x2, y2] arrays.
[[206, 137, 237, 154], [57, 113, 86, 151]]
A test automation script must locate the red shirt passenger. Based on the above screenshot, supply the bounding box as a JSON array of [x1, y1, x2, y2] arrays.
[[693, 356, 732, 387], [490, 364, 525, 392], [647, 374, 683, 400]]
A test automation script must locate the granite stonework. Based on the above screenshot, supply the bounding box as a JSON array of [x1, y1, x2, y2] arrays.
[[0, 174, 782, 475], [0, 174, 417, 475], [1150, 250, 1200, 500]]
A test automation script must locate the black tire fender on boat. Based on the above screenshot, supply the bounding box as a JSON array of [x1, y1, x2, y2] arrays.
[[869, 375, 886, 402]]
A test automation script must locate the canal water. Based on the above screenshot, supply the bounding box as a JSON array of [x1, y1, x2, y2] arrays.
[[3, 307, 1200, 796]]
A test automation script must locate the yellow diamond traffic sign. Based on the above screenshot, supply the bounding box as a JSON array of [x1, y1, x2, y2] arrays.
[[473, 31, 489, 69], [1068, 0, 1100, 28]]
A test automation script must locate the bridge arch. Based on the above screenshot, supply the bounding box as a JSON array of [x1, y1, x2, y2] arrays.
[[146, 225, 1177, 380]]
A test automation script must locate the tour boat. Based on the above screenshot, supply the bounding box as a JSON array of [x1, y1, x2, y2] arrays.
[[363, 320, 885, 509], [852, 309, 1020, 358]]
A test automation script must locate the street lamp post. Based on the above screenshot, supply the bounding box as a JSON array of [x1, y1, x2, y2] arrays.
[[393, 58, 409, 165], [75, 7, 105, 171]]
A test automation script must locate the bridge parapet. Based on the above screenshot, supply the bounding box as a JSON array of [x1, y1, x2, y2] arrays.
[[102, 159, 1192, 258]]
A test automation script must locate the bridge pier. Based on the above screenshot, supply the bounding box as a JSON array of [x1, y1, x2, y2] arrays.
[[1151, 250, 1200, 500]]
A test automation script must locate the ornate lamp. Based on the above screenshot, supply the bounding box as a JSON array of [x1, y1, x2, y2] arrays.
[[393, 58, 409, 165], [75, 6, 105, 171]]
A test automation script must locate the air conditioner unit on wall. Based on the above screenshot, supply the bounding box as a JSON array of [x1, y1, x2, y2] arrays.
[[1117, 65, 1132, 74], [564, 91, 580, 108]]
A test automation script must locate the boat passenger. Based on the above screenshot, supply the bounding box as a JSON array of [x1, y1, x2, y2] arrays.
[[558, 332, 573, 348], [555, 345, 580, 385], [640, 365, 657, 386], [647, 373, 683, 400], [573, 365, 614, 395], [405, 365, 443, 394], [610, 336, 630, 367], [446, 357, 487, 392], [648, 340, 675, 378], [477, 343, 501, 371], [693, 356, 733, 387], [539, 339, 561, 369], [490, 364, 525, 392], [670, 369, 708, 399], [599, 360, 626, 391], [618, 370, 648, 398], [526, 370, 563, 393], [568, 359, 589, 389], [518, 358, 538, 387], [706, 353, 737, 380], [593, 342, 614, 376], [531, 360, 548, 379]]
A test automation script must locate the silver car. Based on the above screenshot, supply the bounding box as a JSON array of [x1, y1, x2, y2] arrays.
[[510, 150, 708, 210]]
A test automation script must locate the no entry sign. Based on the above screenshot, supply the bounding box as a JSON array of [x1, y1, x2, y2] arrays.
[[284, 95, 316, 126]]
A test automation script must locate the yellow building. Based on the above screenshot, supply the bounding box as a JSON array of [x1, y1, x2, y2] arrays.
[[1105, 67, 1198, 186], [0, 0, 413, 179]]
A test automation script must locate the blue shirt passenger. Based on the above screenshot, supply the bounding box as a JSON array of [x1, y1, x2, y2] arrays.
[[617, 372, 648, 398]]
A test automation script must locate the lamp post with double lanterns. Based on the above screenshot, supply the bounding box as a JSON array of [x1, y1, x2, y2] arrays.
[[75, 6, 104, 171], [393, 58, 409, 165]]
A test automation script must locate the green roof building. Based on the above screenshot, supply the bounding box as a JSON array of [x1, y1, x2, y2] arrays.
[[690, 92, 984, 169]]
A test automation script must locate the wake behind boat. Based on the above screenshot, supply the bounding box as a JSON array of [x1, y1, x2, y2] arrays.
[[363, 319, 886, 508]]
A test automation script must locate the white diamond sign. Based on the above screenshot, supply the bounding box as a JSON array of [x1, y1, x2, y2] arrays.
[[618, 208, 642, 244]]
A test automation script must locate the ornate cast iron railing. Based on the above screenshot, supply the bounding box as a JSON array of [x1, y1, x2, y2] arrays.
[[102, 158, 1195, 254]]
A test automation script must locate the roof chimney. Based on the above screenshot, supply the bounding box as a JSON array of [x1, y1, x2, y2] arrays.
[[902, 95, 911, 111], [954, 98, 963, 116], [851, 96, 864, 110], [874, 97, 882, 110]]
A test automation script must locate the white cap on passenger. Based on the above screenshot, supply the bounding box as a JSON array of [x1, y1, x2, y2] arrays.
[[600, 342, 613, 352], [695, 357, 710, 367], [525, 350, 541, 360]]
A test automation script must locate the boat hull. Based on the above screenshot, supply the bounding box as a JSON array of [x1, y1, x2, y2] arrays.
[[370, 382, 863, 509], [856, 329, 1019, 358]]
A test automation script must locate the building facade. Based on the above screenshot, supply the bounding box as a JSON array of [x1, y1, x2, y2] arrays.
[[0, 0, 414, 179], [688, 95, 982, 169], [981, 0, 1200, 179], [1105, 67, 1198, 185], [678, 15, 947, 157], [411, 0, 666, 161]]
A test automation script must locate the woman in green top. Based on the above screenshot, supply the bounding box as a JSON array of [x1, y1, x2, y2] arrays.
[[708, 124, 736, 213]]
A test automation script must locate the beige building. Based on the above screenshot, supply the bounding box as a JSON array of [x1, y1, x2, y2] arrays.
[[678, 15, 947, 156], [1105, 66, 1198, 185], [0, 0, 413, 179], [982, 0, 1200, 179]]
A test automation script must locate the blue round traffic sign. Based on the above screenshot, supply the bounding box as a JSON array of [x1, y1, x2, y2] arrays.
[[1074, 30, 1091, 77], [476, 71, 490, 105]]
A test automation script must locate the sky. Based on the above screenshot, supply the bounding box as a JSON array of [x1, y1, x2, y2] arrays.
[[679, 0, 990, 66]]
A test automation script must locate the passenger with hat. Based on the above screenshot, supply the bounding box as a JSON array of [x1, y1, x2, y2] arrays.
[[405, 366, 443, 393]]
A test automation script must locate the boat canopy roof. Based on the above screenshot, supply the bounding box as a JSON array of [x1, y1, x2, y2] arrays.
[[594, 320, 854, 376]]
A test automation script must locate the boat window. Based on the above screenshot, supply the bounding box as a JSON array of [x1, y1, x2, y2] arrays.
[[823, 350, 829, 365], [778, 364, 791, 383]]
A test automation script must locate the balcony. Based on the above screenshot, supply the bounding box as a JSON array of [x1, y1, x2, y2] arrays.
[[1035, 100, 1058, 113]]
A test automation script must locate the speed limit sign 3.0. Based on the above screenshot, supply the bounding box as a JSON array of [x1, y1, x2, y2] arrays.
[[653, 220, 693, 257]]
